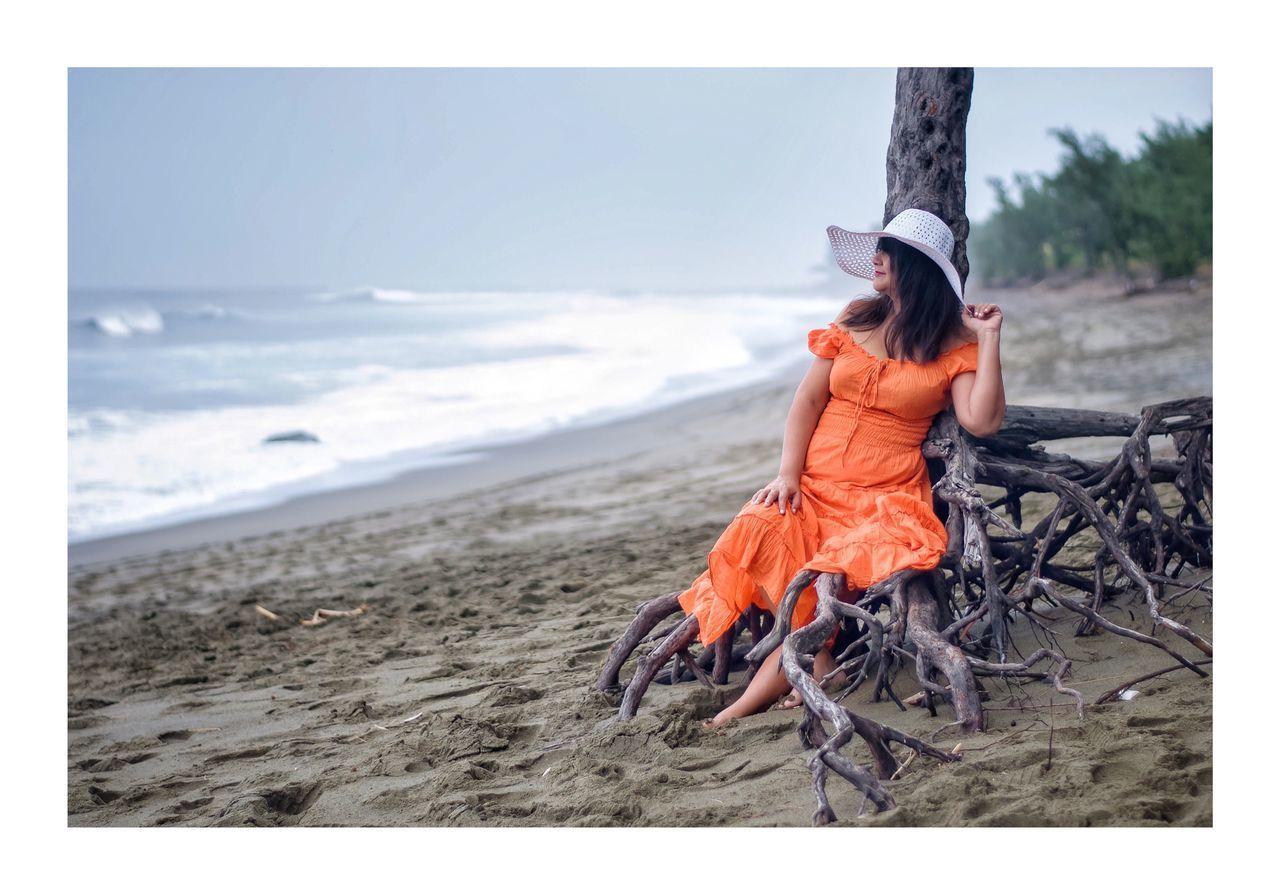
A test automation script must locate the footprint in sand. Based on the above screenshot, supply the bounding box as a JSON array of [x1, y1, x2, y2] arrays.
[[211, 781, 324, 827]]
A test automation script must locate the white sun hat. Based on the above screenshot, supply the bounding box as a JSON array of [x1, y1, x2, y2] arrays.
[[827, 208, 965, 306]]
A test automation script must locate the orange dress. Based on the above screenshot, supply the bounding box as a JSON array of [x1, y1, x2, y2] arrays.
[[677, 323, 981, 647]]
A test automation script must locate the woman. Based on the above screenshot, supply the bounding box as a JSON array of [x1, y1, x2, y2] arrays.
[[676, 208, 1006, 729]]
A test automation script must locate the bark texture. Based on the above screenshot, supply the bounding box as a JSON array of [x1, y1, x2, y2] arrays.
[[884, 67, 974, 284]]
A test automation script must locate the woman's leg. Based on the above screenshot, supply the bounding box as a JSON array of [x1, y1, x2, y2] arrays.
[[707, 643, 842, 725], [705, 585, 840, 727], [707, 642, 792, 727], [819, 582, 863, 695], [777, 581, 864, 709], [706, 586, 788, 728], [779, 647, 837, 709]]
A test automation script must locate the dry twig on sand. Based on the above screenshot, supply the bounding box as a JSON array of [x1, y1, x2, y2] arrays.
[[300, 604, 370, 627], [255, 603, 370, 627]]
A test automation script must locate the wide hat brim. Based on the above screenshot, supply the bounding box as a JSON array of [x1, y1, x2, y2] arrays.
[[827, 224, 965, 306]]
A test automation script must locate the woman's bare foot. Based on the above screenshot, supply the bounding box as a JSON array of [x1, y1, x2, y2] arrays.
[[704, 701, 749, 729], [703, 638, 848, 727]]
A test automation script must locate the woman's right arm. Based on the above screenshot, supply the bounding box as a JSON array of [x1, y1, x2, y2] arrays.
[[752, 358, 833, 514]]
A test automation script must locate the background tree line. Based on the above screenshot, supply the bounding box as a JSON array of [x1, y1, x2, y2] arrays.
[[968, 118, 1211, 289]]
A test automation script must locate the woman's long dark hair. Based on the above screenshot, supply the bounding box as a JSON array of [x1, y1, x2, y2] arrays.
[[838, 236, 963, 363]]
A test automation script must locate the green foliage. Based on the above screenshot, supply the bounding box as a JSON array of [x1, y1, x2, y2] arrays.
[[970, 118, 1212, 284]]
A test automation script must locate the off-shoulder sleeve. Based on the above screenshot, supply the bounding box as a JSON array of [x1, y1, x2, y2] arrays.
[[807, 324, 844, 359], [945, 340, 980, 378]]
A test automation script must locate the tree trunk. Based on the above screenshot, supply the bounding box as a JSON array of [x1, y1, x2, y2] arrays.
[[884, 68, 974, 286]]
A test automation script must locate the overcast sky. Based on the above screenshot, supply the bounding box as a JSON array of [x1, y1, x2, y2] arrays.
[[68, 67, 1211, 293]]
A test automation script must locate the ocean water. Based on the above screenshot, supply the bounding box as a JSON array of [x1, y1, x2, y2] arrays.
[[68, 287, 838, 541]]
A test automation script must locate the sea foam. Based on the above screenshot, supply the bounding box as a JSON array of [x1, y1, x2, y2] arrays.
[[79, 306, 165, 337], [68, 288, 837, 540]]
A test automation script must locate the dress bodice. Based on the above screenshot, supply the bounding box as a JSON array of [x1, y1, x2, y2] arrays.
[[805, 323, 981, 476], [808, 322, 979, 427]]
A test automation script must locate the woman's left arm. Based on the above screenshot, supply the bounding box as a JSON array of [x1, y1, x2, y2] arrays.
[[950, 303, 1006, 438]]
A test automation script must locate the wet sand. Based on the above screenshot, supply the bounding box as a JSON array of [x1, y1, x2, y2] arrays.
[[68, 275, 1212, 826]]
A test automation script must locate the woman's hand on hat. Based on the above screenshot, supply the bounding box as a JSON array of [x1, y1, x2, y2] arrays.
[[753, 474, 802, 515], [961, 302, 1003, 335]]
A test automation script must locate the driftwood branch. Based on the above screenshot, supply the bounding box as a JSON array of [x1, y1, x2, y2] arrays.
[[1095, 658, 1213, 704]]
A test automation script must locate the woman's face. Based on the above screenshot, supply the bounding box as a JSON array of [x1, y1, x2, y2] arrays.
[[871, 248, 893, 294]]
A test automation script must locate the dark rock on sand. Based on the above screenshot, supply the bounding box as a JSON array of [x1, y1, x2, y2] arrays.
[[263, 430, 321, 444]]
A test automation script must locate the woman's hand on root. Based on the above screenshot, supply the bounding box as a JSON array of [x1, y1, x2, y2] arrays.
[[752, 475, 802, 515]]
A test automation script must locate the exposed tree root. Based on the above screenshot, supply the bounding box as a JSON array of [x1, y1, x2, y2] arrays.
[[596, 396, 1212, 822], [617, 614, 700, 721], [785, 574, 962, 823], [595, 591, 681, 694]]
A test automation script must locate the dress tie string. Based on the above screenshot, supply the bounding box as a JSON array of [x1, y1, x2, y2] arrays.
[[842, 357, 888, 467]]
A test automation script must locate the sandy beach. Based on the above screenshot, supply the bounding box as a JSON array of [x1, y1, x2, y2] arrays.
[[67, 277, 1212, 826]]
